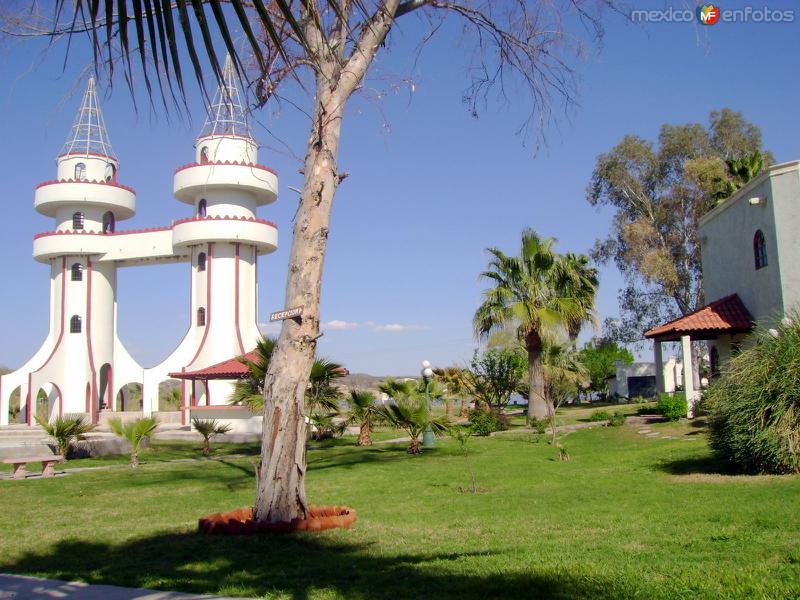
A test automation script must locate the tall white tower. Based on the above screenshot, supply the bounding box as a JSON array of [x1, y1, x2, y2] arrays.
[[142, 56, 278, 421], [26, 78, 135, 423]]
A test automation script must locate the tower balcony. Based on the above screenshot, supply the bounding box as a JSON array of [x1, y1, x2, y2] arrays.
[[173, 161, 278, 206], [171, 216, 278, 254], [35, 179, 136, 218], [33, 230, 111, 262]]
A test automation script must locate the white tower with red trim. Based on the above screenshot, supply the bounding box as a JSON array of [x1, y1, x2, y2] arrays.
[[0, 59, 279, 428], [142, 56, 279, 420]]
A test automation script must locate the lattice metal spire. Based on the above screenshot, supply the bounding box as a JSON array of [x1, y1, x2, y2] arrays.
[[199, 54, 252, 139], [60, 77, 116, 158]]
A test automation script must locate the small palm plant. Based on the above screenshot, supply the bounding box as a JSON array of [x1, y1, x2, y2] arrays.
[[109, 417, 158, 468], [343, 390, 384, 446], [380, 398, 450, 454], [192, 418, 232, 456], [35, 414, 96, 457]]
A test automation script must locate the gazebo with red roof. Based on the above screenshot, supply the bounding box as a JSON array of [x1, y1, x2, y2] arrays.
[[644, 294, 753, 416]]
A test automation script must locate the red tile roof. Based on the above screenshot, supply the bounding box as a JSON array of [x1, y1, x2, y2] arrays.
[[170, 351, 349, 380], [644, 294, 753, 340], [170, 351, 258, 380]]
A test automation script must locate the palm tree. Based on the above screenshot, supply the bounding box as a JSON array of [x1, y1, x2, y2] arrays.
[[230, 337, 345, 414], [558, 253, 599, 340], [379, 398, 450, 454], [474, 229, 598, 424], [192, 418, 232, 456], [109, 417, 158, 468], [35, 414, 96, 457], [343, 390, 384, 446], [433, 367, 470, 419]]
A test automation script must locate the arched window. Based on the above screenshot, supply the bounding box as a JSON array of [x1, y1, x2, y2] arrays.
[[754, 230, 768, 270], [72, 212, 85, 230], [105, 163, 116, 182], [102, 211, 115, 234], [70, 315, 82, 333], [74, 162, 87, 180], [71, 263, 83, 282], [197, 252, 206, 272], [198, 199, 207, 218], [200, 146, 210, 164], [197, 307, 206, 327]]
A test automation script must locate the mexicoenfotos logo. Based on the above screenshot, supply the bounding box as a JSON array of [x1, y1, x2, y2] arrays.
[[630, 4, 794, 24], [697, 4, 720, 25]]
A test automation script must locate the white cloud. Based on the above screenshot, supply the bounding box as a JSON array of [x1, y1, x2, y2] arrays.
[[258, 322, 282, 334], [323, 320, 361, 330], [372, 323, 430, 333]]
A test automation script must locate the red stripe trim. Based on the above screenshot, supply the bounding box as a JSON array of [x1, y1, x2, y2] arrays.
[[36, 179, 135, 193], [234, 243, 245, 355], [36, 258, 68, 373], [196, 133, 256, 144], [86, 259, 98, 423], [174, 161, 277, 176], [26, 374, 32, 426], [57, 151, 118, 161]]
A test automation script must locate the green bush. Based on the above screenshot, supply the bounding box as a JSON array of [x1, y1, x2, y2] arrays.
[[655, 393, 687, 421], [469, 410, 508, 436], [608, 411, 626, 427], [588, 410, 612, 422], [705, 317, 800, 474], [529, 416, 548, 435]]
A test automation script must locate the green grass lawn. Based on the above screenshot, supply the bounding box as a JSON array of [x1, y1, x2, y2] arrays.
[[1, 423, 798, 599]]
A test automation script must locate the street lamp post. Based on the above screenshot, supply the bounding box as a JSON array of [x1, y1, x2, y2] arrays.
[[421, 360, 435, 449]]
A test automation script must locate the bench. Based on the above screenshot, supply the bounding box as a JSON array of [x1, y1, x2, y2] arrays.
[[2, 455, 65, 479]]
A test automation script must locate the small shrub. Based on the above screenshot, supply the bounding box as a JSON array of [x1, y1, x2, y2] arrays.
[[529, 416, 548, 435], [656, 393, 687, 421], [608, 411, 626, 427], [469, 410, 508, 436], [589, 410, 612, 422]]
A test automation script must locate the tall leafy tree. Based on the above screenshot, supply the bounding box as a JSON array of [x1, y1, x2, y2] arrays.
[[578, 339, 634, 398], [463, 348, 526, 412], [588, 109, 772, 342], [23, 0, 619, 524], [474, 230, 598, 424]]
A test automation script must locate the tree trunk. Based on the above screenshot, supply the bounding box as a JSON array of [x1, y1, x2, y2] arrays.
[[526, 335, 549, 425], [407, 438, 422, 454], [446, 398, 455, 419], [253, 86, 345, 525], [203, 438, 210, 456], [253, 0, 400, 525], [131, 451, 138, 469], [460, 398, 469, 418], [357, 422, 372, 446]]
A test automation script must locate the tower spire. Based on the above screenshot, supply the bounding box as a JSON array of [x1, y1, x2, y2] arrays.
[[199, 55, 252, 139], [60, 77, 116, 159]]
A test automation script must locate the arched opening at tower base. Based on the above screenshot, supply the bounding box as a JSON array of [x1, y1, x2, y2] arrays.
[[115, 383, 143, 412], [99, 363, 113, 411], [8, 386, 22, 424], [34, 384, 62, 423]]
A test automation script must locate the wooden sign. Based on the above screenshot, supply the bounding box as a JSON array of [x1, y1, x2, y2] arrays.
[[270, 306, 303, 323]]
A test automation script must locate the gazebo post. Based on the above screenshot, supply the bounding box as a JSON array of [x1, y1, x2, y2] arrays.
[[680, 334, 696, 418], [653, 340, 665, 395]]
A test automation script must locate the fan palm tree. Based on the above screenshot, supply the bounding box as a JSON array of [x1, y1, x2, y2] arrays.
[[35, 414, 96, 457], [109, 417, 158, 468], [192, 418, 232, 456], [230, 337, 345, 414], [474, 229, 598, 424], [379, 398, 450, 454], [433, 367, 470, 419], [343, 390, 384, 446], [558, 252, 599, 340]]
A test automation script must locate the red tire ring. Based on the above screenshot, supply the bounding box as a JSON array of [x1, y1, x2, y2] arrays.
[[198, 505, 357, 535]]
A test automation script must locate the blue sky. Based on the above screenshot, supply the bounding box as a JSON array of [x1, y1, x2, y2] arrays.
[[0, 1, 798, 376]]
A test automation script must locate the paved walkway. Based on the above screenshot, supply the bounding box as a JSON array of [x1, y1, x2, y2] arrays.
[[0, 574, 248, 600]]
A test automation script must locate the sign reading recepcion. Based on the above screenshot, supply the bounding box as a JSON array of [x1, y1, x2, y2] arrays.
[[270, 306, 303, 324]]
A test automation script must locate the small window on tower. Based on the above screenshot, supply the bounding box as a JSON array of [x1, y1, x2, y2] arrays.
[[197, 252, 206, 272], [72, 212, 85, 230], [200, 147, 210, 164], [70, 315, 82, 334], [74, 163, 87, 181], [103, 211, 115, 234], [197, 307, 206, 327], [105, 163, 116, 182], [71, 263, 83, 282], [198, 199, 207, 218], [754, 230, 768, 270]]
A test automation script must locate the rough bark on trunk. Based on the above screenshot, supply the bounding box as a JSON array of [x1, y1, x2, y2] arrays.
[[526, 334, 549, 425], [131, 451, 138, 469], [460, 398, 469, 418], [407, 438, 422, 454], [253, 0, 401, 525], [446, 398, 455, 419], [203, 438, 210, 456], [357, 422, 372, 446]]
